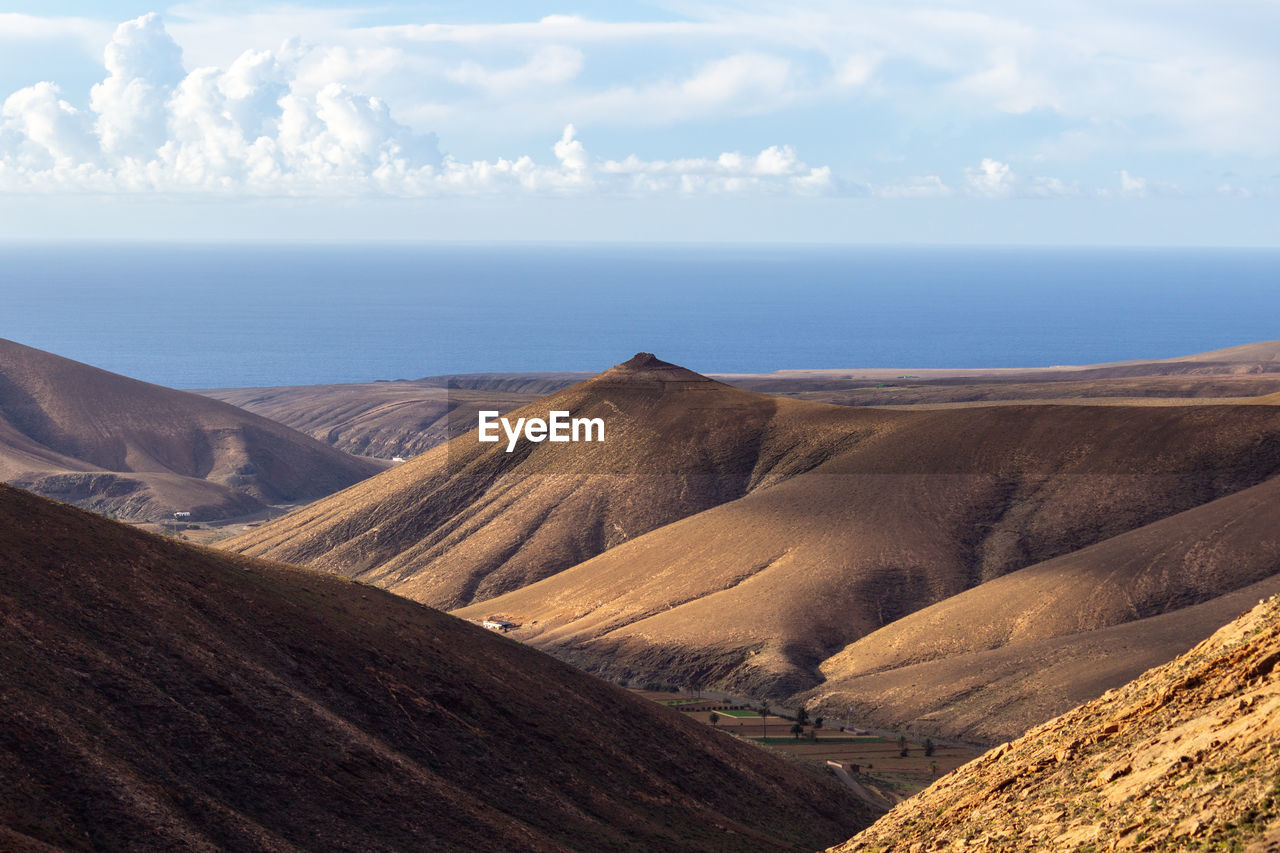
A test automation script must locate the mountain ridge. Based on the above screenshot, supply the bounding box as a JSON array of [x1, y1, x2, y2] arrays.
[[830, 593, 1280, 851], [224, 353, 887, 609], [224, 350, 1280, 745], [455, 396, 1280, 701], [0, 338, 383, 520], [0, 482, 872, 851]]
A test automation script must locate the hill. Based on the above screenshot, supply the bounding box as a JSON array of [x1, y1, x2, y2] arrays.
[[830, 593, 1280, 851], [0, 339, 383, 521], [203, 343, 1280, 461], [455, 397, 1280, 699], [203, 380, 542, 459], [224, 353, 882, 609], [717, 338, 1280, 406], [797, 475, 1280, 742], [225, 351, 1280, 740], [0, 483, 871, 852], [1159, 338, 1280, 366]]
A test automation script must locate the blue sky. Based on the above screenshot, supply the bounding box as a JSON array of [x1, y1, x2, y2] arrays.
[[1, 1, 1278, 244]]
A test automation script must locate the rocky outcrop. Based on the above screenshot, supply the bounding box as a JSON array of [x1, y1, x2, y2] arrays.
[[830, 595, 1280, 851]]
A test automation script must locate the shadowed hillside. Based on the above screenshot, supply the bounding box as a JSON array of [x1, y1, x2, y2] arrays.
[[456, 396, 1280, 699], [0, 339, 383, 521], [0, 484, 871, 852], [795, 475, 1280, 741], [830, 594, 1280, 851], [226, 351, 1280, 741], [225, 353, 886, 608]]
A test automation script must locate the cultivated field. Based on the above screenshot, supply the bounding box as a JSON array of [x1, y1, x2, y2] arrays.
[[632, 690, 981, 797]]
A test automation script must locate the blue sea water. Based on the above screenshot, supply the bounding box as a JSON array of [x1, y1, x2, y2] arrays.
[[1, 243, 1277, 389]]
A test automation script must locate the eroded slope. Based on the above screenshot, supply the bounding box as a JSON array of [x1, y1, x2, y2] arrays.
[[831, 594, 1280, 851], [0, 339, 382, 520], [0, 484, 870, 852], [457, 401, 1280, 697], [225, 354, 883, 608]]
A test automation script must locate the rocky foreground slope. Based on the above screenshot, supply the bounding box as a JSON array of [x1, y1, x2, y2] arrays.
[[831, 594, 1280, 852], [0, 484, 870, 851]]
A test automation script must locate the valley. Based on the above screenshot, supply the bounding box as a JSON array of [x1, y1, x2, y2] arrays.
[[216, 346, 1280, 749], [5, 337, 1280, 850], [0, 338, 384, 522], [0, 483, 872, 851]]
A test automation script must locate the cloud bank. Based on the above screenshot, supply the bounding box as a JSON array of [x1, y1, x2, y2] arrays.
[[0, 14, 832, 197]]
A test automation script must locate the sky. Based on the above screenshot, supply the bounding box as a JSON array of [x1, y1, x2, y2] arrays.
[[1, 1, 1278, 244]]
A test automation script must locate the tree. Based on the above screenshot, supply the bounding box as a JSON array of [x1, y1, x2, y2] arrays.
[[791, 723, 804, 740], [796, 707, 810, 727], [897, 735, 909, 757], [924, 738, 935, 757], [758, 701, 771, 739], [709, 712, 719, 727], [814, 716, 824, 730], [930, 761, 939, 776]]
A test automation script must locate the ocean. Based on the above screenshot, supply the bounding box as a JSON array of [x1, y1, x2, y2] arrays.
[[2, 243, 1277, 389]]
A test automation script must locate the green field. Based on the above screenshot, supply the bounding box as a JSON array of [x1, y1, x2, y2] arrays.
[[713, 709, 761, 718], [753, 737, 880, 744]]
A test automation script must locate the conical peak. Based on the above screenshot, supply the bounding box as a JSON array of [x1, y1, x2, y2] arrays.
[[593, 353, 714, 385], [621, 352, 675, 370]]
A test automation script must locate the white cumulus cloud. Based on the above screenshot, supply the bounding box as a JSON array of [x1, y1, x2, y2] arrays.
[[965, 158, 1015, 198], [0, 14, 837, 199], [1119, 169, 1148, 198], [430, 126, 833, 196]]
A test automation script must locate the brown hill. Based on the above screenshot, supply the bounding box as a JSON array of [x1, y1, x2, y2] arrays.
[[1161, 338, 1280, 366], [733, 338, 1280, 383], [224, 352, 1280, 737], [815, 475, 1280, 683], [830, 593, 1280, 851], [752, 375, 1280, 408], [0, 483, 871, 852], [0, 338, 383, 521], [431, 372, 594, 394], [800, 573, 1280, 746], [455, 399, 1280, 698], [202, 342, 1280, 464], [224, 353, 883, 608], [203, 380, 541, 459], [722, 339, 1280, 404], [795, 476, 1280, 742]]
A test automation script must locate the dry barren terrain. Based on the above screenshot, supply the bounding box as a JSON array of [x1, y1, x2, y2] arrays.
[[831, 593, 1280, 851], [0, 483, 871, 852], [203, 380, 543, 459], [0, 339, 383, 521], [224, 344, 1280, 744], [205, 341, 1280, 460]]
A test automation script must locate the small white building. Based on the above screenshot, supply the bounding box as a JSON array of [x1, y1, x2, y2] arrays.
[[482, 619, 516, 632]]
